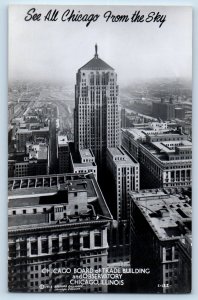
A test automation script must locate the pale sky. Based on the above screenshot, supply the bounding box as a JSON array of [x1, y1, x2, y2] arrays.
[[9, 5, 192, 85]]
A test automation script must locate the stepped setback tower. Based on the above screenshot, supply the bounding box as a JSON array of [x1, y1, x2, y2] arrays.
[[74, 44, 120, 168]]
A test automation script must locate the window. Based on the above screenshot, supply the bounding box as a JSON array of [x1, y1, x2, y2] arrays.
[[33, 209, 37, 214], [31, 241, 38, 255], [20, 241, 27, 257], [23, 210, 26, 214], [73, 236, 80, 250], [74, 192, 77, 197], [83, 235, 90, 248], [9, 244, 16, 258], [12, 210, 16, 215], [41, 240, 48, 254], [166, 248, 172, 261], [74, 205, 78, 209], [94, 232, 102, 247], [52, 239, 59, 253], [62, 238, 69, 251]]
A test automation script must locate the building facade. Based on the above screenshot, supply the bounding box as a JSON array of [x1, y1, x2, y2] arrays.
[[122, 124, 192, 189], [70, 143, 97, 180], [58, 135, 70, 174], [106, 147, 139, 221], [74, 44, 120, 167], [152, 98, 175, 121], [8, 173, 112, 293], [129, 190, 192, 293]]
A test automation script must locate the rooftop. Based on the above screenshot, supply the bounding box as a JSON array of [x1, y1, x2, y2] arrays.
[[141, 141, 192, 162], [58, 135, 68, 146], [130, 189, 192, 241], [79, 44, 114, 71], [107, 147, 138, 165], [17, 126, 49, 134], [79, 149, 94, 157], [8, 173, 112, 230]]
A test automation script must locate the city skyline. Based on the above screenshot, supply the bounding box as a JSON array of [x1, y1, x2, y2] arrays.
[[9, 5, 192, 85], [8, 4, 192, 294]]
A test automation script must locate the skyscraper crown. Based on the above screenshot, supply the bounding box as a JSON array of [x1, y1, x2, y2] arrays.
[[79, 44, 114, 71]]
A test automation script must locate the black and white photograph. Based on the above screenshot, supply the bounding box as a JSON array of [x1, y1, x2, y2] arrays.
[[8, 5, 192, 293]]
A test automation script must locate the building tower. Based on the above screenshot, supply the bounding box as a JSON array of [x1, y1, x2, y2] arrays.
[[74, 44, 120, 168]]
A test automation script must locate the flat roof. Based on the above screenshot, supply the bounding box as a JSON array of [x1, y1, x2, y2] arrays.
[[79, 149, 93, 157], [130, 190, 192, 241], [73, 162, 96, 168], [141, 141, 192, 162], [8, 173, 112, 230], [58, 135, 68, 145], [108, 147, 139, 166], [17, 127, 49, 134]]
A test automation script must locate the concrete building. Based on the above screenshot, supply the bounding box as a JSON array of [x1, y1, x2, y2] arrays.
[[57, 135, 70, 174], [9, 142, 49, 177], [129, 189, 192, 293], [174, 107, 185, 120], [16, 125, 49, 152], [8, 173, 112, 293], [8, 102, 14, 124], [152, 98, 175, 121], [122, 124, 192, 189], [106, 147, 139, 264], [177, 234, 192, 293], [106, 147, 139, 221], [70, 143, 97, 180], [74, 44, 120, 167]]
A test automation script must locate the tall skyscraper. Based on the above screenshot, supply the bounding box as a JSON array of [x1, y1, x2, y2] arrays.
[[74, 44, 120, 168]]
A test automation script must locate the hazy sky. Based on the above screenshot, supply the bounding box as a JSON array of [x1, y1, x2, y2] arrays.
[[9, 5, 192, 85]]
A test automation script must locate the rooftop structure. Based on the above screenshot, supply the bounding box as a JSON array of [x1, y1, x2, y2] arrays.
[[121, 125, 192, 189], [70, 143, 97, 180], [58, 135, 68, 146], [8, 173, 112, 293], [129, 189, 192, 293], [130, 190, 191, 241], [57, 135, 70, 173]]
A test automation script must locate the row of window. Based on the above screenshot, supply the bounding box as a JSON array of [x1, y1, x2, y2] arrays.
[[9, 233, 102, 257]]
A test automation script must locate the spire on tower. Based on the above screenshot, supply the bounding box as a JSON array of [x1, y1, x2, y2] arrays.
[[95, 43, 98, 58]]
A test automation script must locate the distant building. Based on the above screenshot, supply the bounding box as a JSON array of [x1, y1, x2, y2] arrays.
[[58, 135, 70, 174], [8, 173, 112, 293], [74, 44, 120, 168], [132, 100, 152, 116], [152, 98, 175, 121], [122, 124, 192, 189], [8, 102, 14, 124], [129, 189, 192, 293], [70, 143, 97, 180], [9, 141, 49, 177], [175, 107, 185, 119], [16, 125, 49, 152]]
